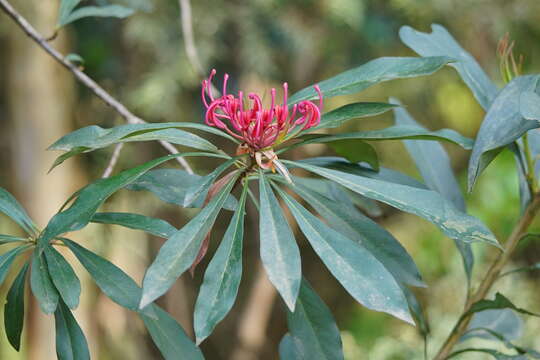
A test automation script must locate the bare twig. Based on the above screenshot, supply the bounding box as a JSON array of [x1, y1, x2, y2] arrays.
[[179, 0, 204, 76], [434, 194, 540, 359], [101, 143, 124, 178], [0, 0, 193, 174]]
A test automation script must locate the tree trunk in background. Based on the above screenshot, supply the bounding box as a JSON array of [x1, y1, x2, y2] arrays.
[[5, 1, 88, 359]]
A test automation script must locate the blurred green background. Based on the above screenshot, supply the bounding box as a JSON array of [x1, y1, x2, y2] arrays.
[[1, 0, 540, 359]]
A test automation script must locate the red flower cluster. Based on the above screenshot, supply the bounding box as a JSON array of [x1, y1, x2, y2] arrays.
[[202, 70, 323, 151]]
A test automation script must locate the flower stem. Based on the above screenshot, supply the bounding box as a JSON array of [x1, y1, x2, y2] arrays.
[[434, 194, 540, 359]]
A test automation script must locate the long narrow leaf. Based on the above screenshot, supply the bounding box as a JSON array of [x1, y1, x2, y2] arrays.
[[44, 245, 81, 309], [54, 300, 90, 360], [0, 245, 32, 286], [0, 187, 38, 236], [30, 250, 59, 314], [60, 5, 135, 26], [91, 212, 177, 238], [4, 262, 29, 351], [309, 102, 398, 132]]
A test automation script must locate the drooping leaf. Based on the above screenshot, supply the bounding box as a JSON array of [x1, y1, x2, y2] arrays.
[[286, 279, 344, 360], [279, 334, 302, 360], [59, 5, 135, 26], [126, 168, 237, 211], [142, 305, 204, 360], [468, 75, 540, 191], [284, 160, 498, 246], [501, 261, 540, 277], [91, 212, 177, 238], [194, 184, 248, 344], [0, 187, 38, 236], [258, 174, 301, 311], [290, 125, 473, 151], [0, 235, 28, 245], [402, 286, 429, 336], [282, 179, 424, 288], [275, 186, 412, 323], [509, 143, 532, 214], [448, 348, 528, 360], [300, 157, 427, 189], [30, 250, 59, 314], [289, 56, 454, 104], [39, 152, 223, 246], [399, 24, 498, 110], [462, 328, 540, 359], [467, 293, 540, 318], [140, 173, 239, 308], [0, 246, 31, 288], [326, 139, 379, 171], [310, 102, 398, 132], [54, 300, 90, 360], [4, 262, 29, 351], [58, 0, 82, 26], [61, 239, 143, 312], [43, 245, 81, 309], [463, 309, 522, 343], [392, 99, 473, 281]]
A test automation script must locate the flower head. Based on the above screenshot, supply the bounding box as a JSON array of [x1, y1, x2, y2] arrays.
[[202, 70, 323, 151]]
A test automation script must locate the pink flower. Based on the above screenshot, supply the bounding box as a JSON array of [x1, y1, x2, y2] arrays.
[[202, 70, 323, 152]]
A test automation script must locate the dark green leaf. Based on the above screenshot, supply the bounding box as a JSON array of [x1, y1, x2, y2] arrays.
[[276, 186, 412, 323], [91, 212, 177, 238], [310, 102, 398, 132], [326, 139, 379, 171], [399, 24, 498, 110], [142, 305, 204, 360], [284, 160, 498, 246], [289, 56, 454, 104], [292, 125, 473, 150], [286, 279, 344, 360], [59, 5, 135, 26], [0, 187, 38, 235], [48, 147, 89, 172], [61, 239, 142, 312], [126, 168, 237, 211], [258, 174, 301, 311], [403, 286, 429, 336], [39, 153, 221, 246], [279, 334, 302, 360], [4, 263, 29, 351], [0, 235, 28, 245], [300, 157, 427, 189], [194, 184, 247, 344], [467, 293, 540, 318], [30, 250, 59, 314], [140, 173, 240, 308], [283, 179, 424, 288], [468, 75, 540, 191], [54, 300, 90, 360], [44, 245, 81, 309], [0, 245, 31, 286], [392, 99, 473, 281]]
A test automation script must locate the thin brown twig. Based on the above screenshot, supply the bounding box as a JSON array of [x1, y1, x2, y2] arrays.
[[0, 0, 193, 174], [101, 143, 124, 178]]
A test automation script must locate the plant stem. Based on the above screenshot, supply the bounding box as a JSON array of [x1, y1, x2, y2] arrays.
[[434, 194, 540, 359], [523, 133, 537, 193]]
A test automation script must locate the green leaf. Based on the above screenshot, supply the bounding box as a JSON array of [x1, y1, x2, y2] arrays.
[[467, 293, 540, 318], [140, 172, 240, 308], [59, 5, 135, 27], [0, 187, 38, 235], [0, 245, 31, 286], [61, 239, 142, 312], [326, 140, 379, 171], [283, 180, 424, 288], [448, 348, 528, 360], [275, 186, 412, 323], [501, 261, 540, 277], [43, 245, 81, 309], [141, 305, 204, 360], [468, 75, 540, 191], [127, 167, 238, 212], [279, 334, 302, 360], [284, 160, 498, 247], [291, 125, 473, 150], [300, 157, 427, 189], [403, 286, 429, 336], [194, 184, 248, 344], [4, 263, 29, 351], [392, 99, 473, 281], [48, 147, 89, 173], [58, 0, 82, 26], [54, 300, 90, 360], [520, 91, 540, 120], [289, 56, 454, 104], [0, 235, 28, 245], [65, 53, 84, 66], [310, 102, 398, 132], [399, 24, 498, 110], [30, 250, 59, 314], [91, 212, 177, 238], [39, 153, 221, 245], [286, 279, 344, 360], [463, 309, 522, 343], [463, 328, 540, 359], [258, 174, 301, 311]]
